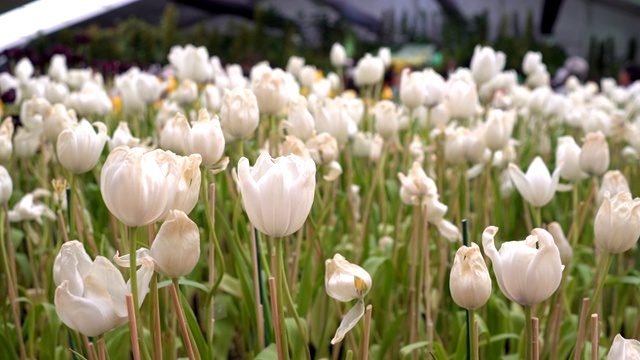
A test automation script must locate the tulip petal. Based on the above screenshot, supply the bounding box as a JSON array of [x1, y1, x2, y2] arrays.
[[88, 256, 128, 316], [55, 280, 121, 337], [508, 163, 534, 205], [331, 300, 365, 344], [238, 157, 266, 234]]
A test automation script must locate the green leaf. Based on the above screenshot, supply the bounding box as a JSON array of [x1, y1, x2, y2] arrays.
[[179, 290, 211, 359], [285, 317, 307, 360], [399, 341, 430, 359], [255, 343, 278, 360], [218, 274, 242, 298]]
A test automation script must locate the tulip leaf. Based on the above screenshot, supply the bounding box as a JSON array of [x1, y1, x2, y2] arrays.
[[285, 317, 307, 360], [399, 341, 442, 359], [0, 328, 18, 359], [218, 274, 242, 298], [255, 343, 278, 360], [104, 326, 131, 360]]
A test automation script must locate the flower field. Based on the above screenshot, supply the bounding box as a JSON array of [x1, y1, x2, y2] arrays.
[[1, 42, 640, 359]]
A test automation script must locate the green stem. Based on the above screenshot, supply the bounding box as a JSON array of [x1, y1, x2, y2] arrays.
[[531, 205, 542, 228], [469, 310, 477, 360], [525, 306, 533, 360], [275, 239, 290, 360], [281, 263, 311, 360], [127, 226, 150, 360], [587, 252, 613, 318]]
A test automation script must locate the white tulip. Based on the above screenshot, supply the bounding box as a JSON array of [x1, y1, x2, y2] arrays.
[[482, 226, 563, 306], [281, 95, 315, 141], [606, 334, 640, 360], [598, 170, 630, 205], [508, 156, 562, 207], [579, 131, 609, 177], [556, 136, 587, 183], [57, 119, 108, 174], [0, 165, 12, 206], [150, 209, 200, 278], [220, 88, 260, 140], [353, 53, 384, 86], [8, 189, 55, 224], [251, 68, 288, 115], [183, 109, 226, 167], [450, 243, 492, 310], [168, 44, 213, 83], [330, 43, 347, 68], [54, 240, 154, 336], [595, 192, 640, 254], [325, 253, 372, 344], [109, 122, 141, 151], [237, 152, 315, 237], [470, 45, 506, 85]]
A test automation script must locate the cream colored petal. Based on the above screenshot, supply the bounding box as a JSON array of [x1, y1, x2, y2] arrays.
[[331, 300, 365, 344]]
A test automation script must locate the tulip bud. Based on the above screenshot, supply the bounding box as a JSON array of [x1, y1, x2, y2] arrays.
[[57, 119, 108, 174], [171, 79, 198, 105], [325, 253, 372, 344], [48, 54, 68, 82], [484, 109, 515, 152], [109, 122, 141, 151], [470, 45, 506, 85], [184, 109, 225, 167], [237, 152, 316, 237], [282, 95, 315, 141], [220, 88, 260, 140], [150, 210, 200, 278], [598, 170, 629, 205], [579, 131, 609, 176], [285, 56, 305, 78], [556, 136, 588, 183], [201, 84, 221, 112], [594, 192, 640, 254], [160, 113, 190, 154], [251, 68, 288, 115], [313, 97, 351, 145], [445, 79, 478, 119], [16, 58, 34, 83], [298, 65, 316, 89], [449, 243, 491, 310], [399, 69, 424, 110], [606, 334, 640, 359], [373, 100, 399, 140], [0, 117, 14, 162], [482, 226, 563, 306], [0, 165, 12, 206], [547, 222, 573, 265], [422, 69, 446, 107], [354, 53, 384, 86], [330, 43, 346, 68]]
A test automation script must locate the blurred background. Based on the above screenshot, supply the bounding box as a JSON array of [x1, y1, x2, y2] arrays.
[[0, 0, 638, 81]]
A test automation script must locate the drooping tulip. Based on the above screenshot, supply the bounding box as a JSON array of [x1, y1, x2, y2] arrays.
[[306, 132, 339, 165], [237, 152, 316, 237], [8, 189, 56, 225], [508, 156, 562, 208], [594, 191, 640, 254], [449, 243, 492, 310], [53, 241, 154, 337], [482, 226, 563, 306], [57, 119, 108, 174], [325, 253, 372, 344], [398, 162, 461, 241], [606, 334, 640, 359]]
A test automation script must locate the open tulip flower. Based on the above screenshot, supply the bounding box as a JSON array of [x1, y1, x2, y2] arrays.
[[325, 253, 372, 344], [482, 226, 563, 306], [508, 156, 562, 208], [53, 241, 154, 337], [607, 334, 640, 359], [237, 151, 316, 237]]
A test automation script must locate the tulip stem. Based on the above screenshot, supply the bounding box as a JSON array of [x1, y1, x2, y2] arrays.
[[524, 305, 533, 360], [530, 205, 542, 228], [468, 310, 478, 360], [170, 281, 196, 360], [127, 226, 149, 360], [586, 252, 613, 321], [361, 304, 372, 360], [126, 294, 141, 360], [268, 277, 285, 360], [0, 209, 27, 360], [275, 239, 290, 360]]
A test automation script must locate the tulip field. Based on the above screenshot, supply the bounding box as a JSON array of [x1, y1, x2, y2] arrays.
[[2, 42, 640, 360]]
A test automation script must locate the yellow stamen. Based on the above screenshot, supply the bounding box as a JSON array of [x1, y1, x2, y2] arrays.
[[354, 276, 366, 294]]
